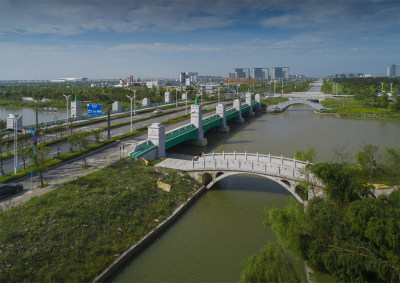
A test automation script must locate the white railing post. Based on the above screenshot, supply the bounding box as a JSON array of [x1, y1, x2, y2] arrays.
[[269, 153, 271, 163], [234, 151, 236, 160], [281, 155, 283, 165], [293, 157, 296, 167], [257, 152, 259, 162], [245, 151, 247, 160], [239, 160, 241, 169], [278, 166, 280, 175], [292, 167, 295, 177], [192, 159, 194, 169], [264, 162, 267, 173], [223, 151, 225, 159], [203, 158, 205, 168], [251, 160, 253, 171]]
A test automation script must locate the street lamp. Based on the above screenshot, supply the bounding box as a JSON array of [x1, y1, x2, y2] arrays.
[[281, 79, 283, 96], [132, 90, 136, 115], [175, 88, 178, 107], [126, 95, 134, 132], [390, 83, 393, 94], [10, 114, 22, 174], [63, 94, 71, 126], [185, 91, 188, 115], [381, 82, 384, 93], [218, 86, 220, 104]]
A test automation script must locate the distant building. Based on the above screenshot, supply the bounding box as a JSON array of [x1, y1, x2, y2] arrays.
[[334, 73, 363, 78], [387, 64, 400, 77], [234, 68, 250, 79], [180, 72, 198, 84], [228, 72, 237, 79], [251, 68, 269, 79], [271, 67, 289, 79], [180, 72, 186, 84]]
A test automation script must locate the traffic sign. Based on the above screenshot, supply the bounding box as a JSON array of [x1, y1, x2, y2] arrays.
[[27, 129, 36, 134], [87, 104, 103, 116], [32, 135, 37, 142], [27, 171, 37, 176]]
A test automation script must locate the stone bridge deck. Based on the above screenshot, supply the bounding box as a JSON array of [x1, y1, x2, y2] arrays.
[[157, 152, 324, 203]]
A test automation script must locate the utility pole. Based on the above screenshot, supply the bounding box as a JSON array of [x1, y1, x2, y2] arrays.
[[126, 95, 134, 132], [63, 94, 71, 126]]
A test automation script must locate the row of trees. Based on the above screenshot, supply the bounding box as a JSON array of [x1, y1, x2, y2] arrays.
[[241, 146, 400, 282], [0, 128, 102, 185], [321, 78, 400, 110]]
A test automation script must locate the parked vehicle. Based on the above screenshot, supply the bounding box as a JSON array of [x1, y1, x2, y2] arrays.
[[153, 109, 162, 114], [0, 183, 23, 198]]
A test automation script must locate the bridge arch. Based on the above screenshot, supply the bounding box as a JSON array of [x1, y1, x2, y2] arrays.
[[203, 171, 305, 203], [276, 99, 325, 112]]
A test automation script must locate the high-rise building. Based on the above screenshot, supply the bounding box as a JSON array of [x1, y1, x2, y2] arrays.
[[251, 68, 269, 79], [180, 72, 186, 84], [387, 64, 400, 77], [234, 68, 250, 79], [271, 67, 289, 79]]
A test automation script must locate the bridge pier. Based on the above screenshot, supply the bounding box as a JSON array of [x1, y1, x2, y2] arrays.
[[142, 98, 150, 107], [245, 92, 255, 116], [71, 95, 82, 120], [148, 123, 166, 158], [165, 89, 171, 103], [233, 99, 244, 123], [255, 94, 262, 110], [191, 98, 207, 146], [216, 104, 230, 132]]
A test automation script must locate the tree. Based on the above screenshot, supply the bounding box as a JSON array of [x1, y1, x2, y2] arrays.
[[355, 144, 379, 179], [383, 147, 400, 181], [91, 129, 102, 143], [67, 131, 90, 166], [29, 144, 50, 186], [294, 147, 316, 163]]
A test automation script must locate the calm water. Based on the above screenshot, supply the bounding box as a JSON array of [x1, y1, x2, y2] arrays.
[[112, 105, 400, 282], [0, 106, 69, 126]]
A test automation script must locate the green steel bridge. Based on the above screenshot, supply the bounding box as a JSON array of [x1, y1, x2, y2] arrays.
[[130, 101, 259, 160]]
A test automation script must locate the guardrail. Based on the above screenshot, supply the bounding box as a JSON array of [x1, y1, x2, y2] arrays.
[[165, 124, 196, 140]]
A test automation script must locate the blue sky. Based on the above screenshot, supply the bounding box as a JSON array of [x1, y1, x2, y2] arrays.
[[0, 0, 399, 79]]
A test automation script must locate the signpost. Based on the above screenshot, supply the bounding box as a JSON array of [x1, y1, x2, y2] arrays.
[[87, 104, 103, 116]]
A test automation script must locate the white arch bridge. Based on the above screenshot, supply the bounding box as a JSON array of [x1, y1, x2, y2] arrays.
[[156, 152, 324, 203], [276, 98, 325, 112]]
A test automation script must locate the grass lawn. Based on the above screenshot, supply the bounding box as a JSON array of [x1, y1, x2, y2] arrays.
[[0, 159, 200, 282]]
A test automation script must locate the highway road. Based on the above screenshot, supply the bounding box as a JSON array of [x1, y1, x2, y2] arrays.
[[0, 99, 234, 175]]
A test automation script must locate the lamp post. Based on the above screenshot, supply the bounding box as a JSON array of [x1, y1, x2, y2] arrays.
[[381, 82, 384, 93], [126, 95, 134, 132], [185, 91, 188, 115], [175, 88, 178, 107], [132, 90, 137, 114], [218, 86, 220, 104], [63, 94, 71, 126], [390, 83, 393, 94], [10, 114, 22, 174], [281, 79, 283, 96]]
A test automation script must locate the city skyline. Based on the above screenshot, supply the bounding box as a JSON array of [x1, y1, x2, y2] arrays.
[[0, 0, 399, 80]]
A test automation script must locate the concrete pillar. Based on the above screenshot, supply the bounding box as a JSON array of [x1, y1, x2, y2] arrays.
[[165, 90, 171, 103], [71, 101, 82, 120], [148, 123, 165, 158], [142, 98, 150, 107], [190, 102, 207, 146], [233, 99, 244, 123], [255, 94, 262, 110], [246, 93, 254, 116], [216, 104, 229, 132], [112, 101, 122, 113]]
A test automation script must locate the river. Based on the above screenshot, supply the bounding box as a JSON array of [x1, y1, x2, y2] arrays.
[[112, 105, 400, 282]]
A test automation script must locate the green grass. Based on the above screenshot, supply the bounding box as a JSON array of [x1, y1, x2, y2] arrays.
[[321, 98, 400, 120], [0, 160, 201, 282]]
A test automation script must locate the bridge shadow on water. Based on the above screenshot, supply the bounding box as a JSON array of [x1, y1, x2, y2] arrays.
[[210, 173, 292, 196]]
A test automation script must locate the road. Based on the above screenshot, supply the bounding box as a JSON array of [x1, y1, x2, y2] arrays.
[[0, 99, 237, 209], [1, 99, 233, 175]]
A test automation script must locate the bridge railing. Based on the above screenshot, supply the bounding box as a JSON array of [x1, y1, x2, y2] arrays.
[[198, 152, 309, 169], [165, 124, 196, 140], [190, 152, 311, 179]]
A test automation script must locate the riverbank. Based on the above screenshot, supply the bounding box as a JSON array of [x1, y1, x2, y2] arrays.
[[320, 98, 400, 120], [0, 160, 201, 282]]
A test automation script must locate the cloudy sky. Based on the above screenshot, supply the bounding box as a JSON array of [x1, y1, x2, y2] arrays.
[[0, 0, 399, 79]]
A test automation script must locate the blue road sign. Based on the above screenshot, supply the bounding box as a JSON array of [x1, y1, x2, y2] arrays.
[[27, 171, 37, 176], [32, 135, 37, 142], [87, 104, 103, 116], [27, 130, 36, 134]]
